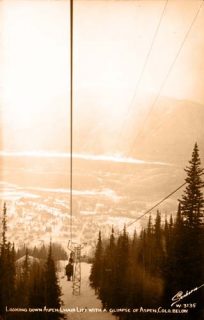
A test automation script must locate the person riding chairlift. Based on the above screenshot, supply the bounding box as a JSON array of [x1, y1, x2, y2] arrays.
[[65, 254, 74, 281]]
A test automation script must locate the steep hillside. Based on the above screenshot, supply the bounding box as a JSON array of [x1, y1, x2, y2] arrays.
[[74, 96, 204, 164], [130, 97, 204, 163]]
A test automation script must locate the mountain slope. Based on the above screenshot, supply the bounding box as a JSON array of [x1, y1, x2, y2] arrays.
[[130, 97, 204, 163], [75, 96, 204, 164]]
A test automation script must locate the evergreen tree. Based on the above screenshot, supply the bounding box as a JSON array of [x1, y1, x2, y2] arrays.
[[163, 205, 184, 301], [0, 204, 16, 317], [179, 143, 204, 227], [100, 227, 119, 309], [140, 216, 154, 275], [147, 215, 153, 238], [16, 248, 30, 308], [2, 203, 7, 252], [179, 144, 204, 319], [22, 248, 30, 283], [151, 211, 164, 276], [29, 262, 45, 320], [178, 144, 204, 289], [126, 230, 144, 311], [89, 231, 103, 293], [113, 225, 129, 308], [175, 203, 183, 227], [44, 242, 62, 319], [5, 243, 16, 307], [164, 144, 204, 319]]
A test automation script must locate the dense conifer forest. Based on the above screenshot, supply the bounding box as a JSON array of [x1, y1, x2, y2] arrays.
[[0, 203, 64, 320], [90, 144, 204, 320]]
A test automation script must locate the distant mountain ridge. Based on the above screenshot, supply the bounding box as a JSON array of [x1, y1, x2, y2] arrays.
[[74, 96, 204, 165], [2, 95, 203, 166], [129, 97, 204, 164]]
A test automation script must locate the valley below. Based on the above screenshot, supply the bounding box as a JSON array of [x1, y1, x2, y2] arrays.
[[0, 154, 186, 252]]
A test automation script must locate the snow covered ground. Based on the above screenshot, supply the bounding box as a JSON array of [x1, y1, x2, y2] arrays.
[[59, 261, 116, 320]]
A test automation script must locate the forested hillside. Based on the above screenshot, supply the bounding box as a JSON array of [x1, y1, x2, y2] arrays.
[[90, 144, 204, 320], [0, 205, 64, 320]]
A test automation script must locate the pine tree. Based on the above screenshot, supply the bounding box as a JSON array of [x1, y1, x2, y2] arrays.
[[178, 144, 204, 289], [179, 144, 204, 318], [143, 215, 154, 274], [29, 262, 45, 320], [0, 204, 16, 317], [0, 204, 7, 315], [163, 205, 184, 300], [126, 230, 144, 311], [2, 203, 7, 252], [152, 211, 164, 276], [99, 228, 117, 308], [16, 248, 30, 308], [22, 248, 30, 282], [154, 210, 162, 242], [89, 231, 103, 293], [0, 204, 9, 313], [5, 243, 16, 307], [164, 144, 204, 319], [113, 225, 129, 308], [147, 215, 153, 237], [44, 242, 62, 319], [179, 143, 204, 227]]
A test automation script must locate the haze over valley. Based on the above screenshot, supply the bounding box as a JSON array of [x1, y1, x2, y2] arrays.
[[1, 0, 204, 252], [0, 148, 189, 250]]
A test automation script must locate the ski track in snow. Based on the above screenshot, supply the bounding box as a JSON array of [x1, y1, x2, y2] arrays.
[[59, 262, 116, 320]]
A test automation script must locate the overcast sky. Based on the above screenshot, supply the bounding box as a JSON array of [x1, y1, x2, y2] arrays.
[[0, 0, 204, 153]]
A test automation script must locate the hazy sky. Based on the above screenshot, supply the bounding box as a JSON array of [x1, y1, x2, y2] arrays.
[[0, 0, 204, 153]]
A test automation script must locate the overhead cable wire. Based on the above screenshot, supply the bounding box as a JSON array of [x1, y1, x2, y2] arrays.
[[116, 0, 169, 145], [126, 182, 186, 228], [120, 0, 204, 227], [122, 2, 204, 230], [131, 0, 204, 145], [70, 0, 73, 242]]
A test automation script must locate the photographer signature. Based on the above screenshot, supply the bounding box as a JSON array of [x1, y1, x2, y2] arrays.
[[171, 284, 204, 306]]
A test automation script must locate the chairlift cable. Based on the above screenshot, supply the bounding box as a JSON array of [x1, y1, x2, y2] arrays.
[[70, 0, 73, 243], [119, 2, 204, 229], [69, 0, 82, 296], [126, 182, 186, 228], [116, 0, 169, 144], [130, 0, 204, 146]]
